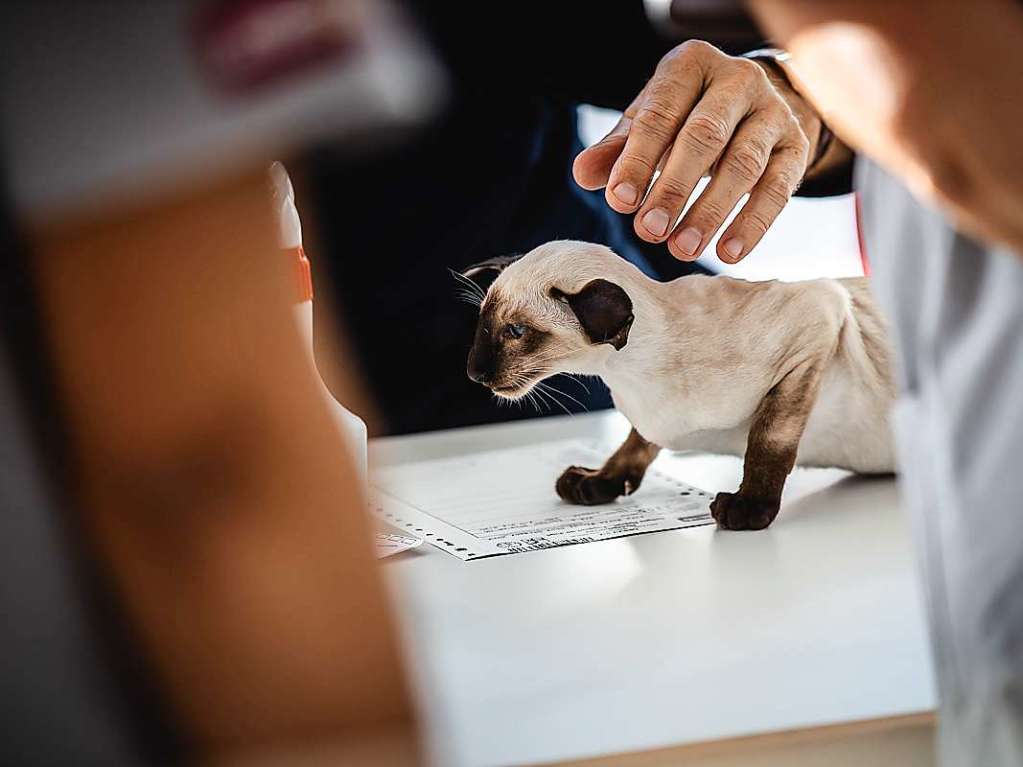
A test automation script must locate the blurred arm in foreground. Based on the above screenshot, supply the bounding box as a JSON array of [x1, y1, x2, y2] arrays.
[[746, 4, 1023, 766], [30, 170, 417, 763], [2, 0, 440, 762], [748, 0, 1023, 255]]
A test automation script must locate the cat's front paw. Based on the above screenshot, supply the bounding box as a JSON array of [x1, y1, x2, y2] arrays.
[[710, 492, 779, 530], [556, 465, 625, 505]]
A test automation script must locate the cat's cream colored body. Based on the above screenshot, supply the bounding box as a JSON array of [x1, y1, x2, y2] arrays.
[[494, 241, 896, 472]]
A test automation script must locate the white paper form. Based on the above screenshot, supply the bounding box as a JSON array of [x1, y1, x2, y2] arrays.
[[371, 440, 714, 561], [371, 495, 425, 558], [374, 531, 423, 558]]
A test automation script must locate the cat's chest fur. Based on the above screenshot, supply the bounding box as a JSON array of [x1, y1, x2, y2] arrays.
[[602, 363, 764, 452]]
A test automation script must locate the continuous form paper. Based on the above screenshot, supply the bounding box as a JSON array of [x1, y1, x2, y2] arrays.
[[371, 440, 713, 561], [374, 531, 423, 558]]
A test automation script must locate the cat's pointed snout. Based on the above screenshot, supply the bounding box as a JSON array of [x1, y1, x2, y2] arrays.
[[467, 359, 492, 385]]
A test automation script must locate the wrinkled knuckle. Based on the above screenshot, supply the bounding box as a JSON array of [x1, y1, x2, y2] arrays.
[[732, 56, 764, 83], [633, 102, 679, 142], [742, 208, 774, 237], [764, 103, 795, 129], [616, 152, 658, 182], [658, 45, 683, 69], [750, 133, 777, 159], [652, 60, 698, 93], [761, 174, 794, 208], [780, 153, 803, 179], [678, 39, 715, 60], [683, 113, 731, 154], [780, 112, 810, 146], [690, 198, 729, 229], [650, 174, 692, 208], [773, 143, 808, 179], [724, 145, 768, 185]]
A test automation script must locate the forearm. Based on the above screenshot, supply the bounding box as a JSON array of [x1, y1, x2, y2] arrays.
[[749, 0, 1023, 252], [32, 173, 415, 757]]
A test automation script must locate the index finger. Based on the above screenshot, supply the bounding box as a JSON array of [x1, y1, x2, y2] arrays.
[[605, 58, 704, 213], [572, 113, 633, 191]]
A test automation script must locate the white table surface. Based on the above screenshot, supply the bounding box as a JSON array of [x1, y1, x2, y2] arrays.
[[371, 411, 937, 767]]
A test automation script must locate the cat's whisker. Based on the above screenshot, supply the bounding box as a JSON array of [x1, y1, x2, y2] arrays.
[[558, 373, 591, 395], [535, 383, 572, 415], [456, 290, 482, 307], [534, 382, 572, 416], [525, 389, 543, 414], [538, 380, 588, 412], [449, 268, 487, 302]]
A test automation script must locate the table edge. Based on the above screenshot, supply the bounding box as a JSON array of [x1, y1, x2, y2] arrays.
[[539, 710, 936, 767]]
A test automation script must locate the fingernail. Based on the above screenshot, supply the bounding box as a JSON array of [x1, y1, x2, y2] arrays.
[[674, 227, 702, 257], [612, 182, 639, 206], [642, 208, 671, 238], [723, 238, 744, 261]]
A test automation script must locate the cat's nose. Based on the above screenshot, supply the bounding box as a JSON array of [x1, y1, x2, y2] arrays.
[[467, 359, 492, 384], [467, 341, 496, 385]]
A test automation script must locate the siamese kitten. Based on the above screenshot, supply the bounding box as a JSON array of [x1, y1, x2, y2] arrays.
[[462, 240, 895, 530]]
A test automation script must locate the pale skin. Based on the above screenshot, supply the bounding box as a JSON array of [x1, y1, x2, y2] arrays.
[[748, 0, 1023, 257], [573, 39, 849, 264]]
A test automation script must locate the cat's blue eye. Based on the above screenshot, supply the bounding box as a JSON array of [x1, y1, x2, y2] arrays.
[[506, 323, 526, 339]]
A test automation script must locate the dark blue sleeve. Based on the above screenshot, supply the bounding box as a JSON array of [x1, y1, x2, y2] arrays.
[[405, 0, 765, 111]]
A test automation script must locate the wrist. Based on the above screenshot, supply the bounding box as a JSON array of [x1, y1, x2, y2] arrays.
[[743, 48, 831, 172]]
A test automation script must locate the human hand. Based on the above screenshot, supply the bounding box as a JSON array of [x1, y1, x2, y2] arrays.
[[573, 40, 821, 263]]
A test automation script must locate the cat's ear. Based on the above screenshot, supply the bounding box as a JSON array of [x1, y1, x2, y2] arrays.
[[551, 279, 634, 351], [460, 253, 523, 280]]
